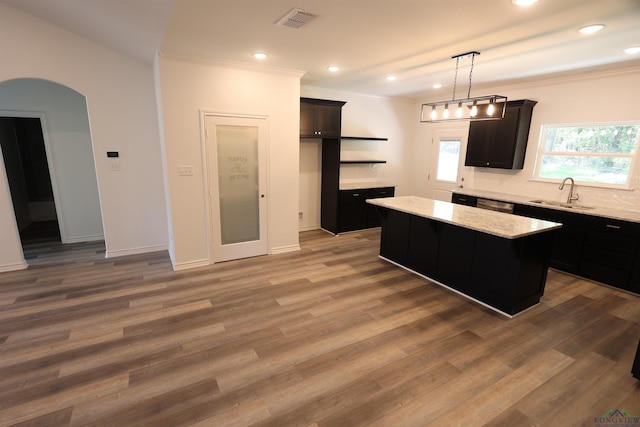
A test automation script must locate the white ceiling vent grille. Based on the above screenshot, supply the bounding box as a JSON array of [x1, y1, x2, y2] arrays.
[[275, 8, 318, 29]]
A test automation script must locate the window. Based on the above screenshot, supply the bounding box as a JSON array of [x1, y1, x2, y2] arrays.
[[534, 122, 640, 188], [436, 138, 461, 182]]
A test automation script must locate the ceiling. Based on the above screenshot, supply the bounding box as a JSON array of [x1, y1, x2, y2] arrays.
[[3, 0, 640, 99]]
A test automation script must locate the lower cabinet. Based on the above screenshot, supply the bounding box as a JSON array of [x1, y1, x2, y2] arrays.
[[450, 193, 478, 207], [513, 204, 588, 274], [579, 216, 640, 290], [513, 203, 640, 293], [338, 186, 394, 232], [378, 207, 553, 315], [633, 340, 640, 380]]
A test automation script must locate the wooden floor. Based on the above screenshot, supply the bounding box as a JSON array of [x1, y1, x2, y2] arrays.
[[0, 228, 638, 426]]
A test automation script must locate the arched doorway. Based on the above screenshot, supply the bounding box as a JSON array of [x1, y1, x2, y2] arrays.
[[0, 78, 104, 265]]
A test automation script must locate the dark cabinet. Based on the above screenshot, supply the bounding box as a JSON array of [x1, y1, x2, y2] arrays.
[[633, 340, 640, 380], [339, 190, 368, 232], [513, 203, 588, 274], [380, 209, 411, 265], [406, 216, 440, 277], [301, 98, 392, 234], [365, 187, 394, 228], [377, 205, 553, 315], [465, 99, 537, 169], [451, 193, 477, 207], [630, 248, 640, 294], [579, 217, 640, 290], [338, 187, 395, 232], [300, 98, 345, 138], [436, 223, 475, 291]]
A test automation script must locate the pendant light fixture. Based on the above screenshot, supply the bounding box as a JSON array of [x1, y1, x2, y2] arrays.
[[420, 51, 507, 123]]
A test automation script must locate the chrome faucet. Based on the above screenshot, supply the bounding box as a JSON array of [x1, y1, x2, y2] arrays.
[[559, 177, 579, 204]]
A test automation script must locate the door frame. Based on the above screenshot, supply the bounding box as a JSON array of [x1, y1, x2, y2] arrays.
[[200, 111, 270, 264]]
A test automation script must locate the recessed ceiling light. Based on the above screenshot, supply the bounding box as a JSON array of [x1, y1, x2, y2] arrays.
[[432, 83, 442, 89], [252, 52, 268, 60], [386, 75, 397, 81], [578, 24, 605, 35], [327, 66, 340, 72], [512, 0, 538, 6], [624, 46, 640, 55]]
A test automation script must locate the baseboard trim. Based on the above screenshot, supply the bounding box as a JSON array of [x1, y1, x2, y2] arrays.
[[271, 244, 301, 255], [63, 234, 105, 244], [172, 259, 211, 271], [105, 244, 168, 259], [0, 260, 29, 273]]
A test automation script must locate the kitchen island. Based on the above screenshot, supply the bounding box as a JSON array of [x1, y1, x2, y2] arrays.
[[367, 196, 562, 316]]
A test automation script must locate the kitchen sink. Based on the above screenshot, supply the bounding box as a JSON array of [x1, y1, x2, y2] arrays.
[[529, 200, 595, 210]]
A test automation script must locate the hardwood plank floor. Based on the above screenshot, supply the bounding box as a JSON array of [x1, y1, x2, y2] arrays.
[[0, 228, 638, 426]]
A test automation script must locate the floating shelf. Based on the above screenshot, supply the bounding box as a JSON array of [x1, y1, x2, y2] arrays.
[[341, 136, 388, 141], [340, 160, 387, 164]]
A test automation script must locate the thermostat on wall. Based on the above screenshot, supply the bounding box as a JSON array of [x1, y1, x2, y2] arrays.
[[107, 151, 119, 158]]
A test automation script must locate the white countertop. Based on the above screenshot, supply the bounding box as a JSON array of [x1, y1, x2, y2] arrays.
[[367, 196, 561, 239], [452, 189, 640, 223]]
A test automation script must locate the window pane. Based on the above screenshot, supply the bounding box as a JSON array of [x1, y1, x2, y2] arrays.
[[436, 139, 460, 182], [544, 125, 639, 154], [539, 155, 632, 185]]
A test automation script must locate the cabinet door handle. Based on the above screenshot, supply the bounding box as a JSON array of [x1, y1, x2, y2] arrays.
[[458, 197, 467, 202], [606, 224, 621, 229], [352, 193, 360, 197]]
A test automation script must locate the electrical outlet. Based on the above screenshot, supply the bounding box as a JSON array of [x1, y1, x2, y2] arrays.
[[110, 162, 120, 171], [298, 211, 303, 220]]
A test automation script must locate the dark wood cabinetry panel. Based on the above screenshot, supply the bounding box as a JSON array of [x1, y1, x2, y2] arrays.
[[377, 206, 553, 315], [339, 190, 368, 232], [302, 98, 392, 234], [464, 99, 537, 169], [300, 98, 345, 138], [320, 139, 341, 234], [436, 223, 475, 292], [580, 217, 640, 290], [513, 203, 588, 274], [450, 193, 477, 207], [406, 216, 439, 277], [379, 209, 411, 265], [339, 186, 395, 232]]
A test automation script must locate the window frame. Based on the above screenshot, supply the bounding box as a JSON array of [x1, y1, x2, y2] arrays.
[[531, 121, 640, 190]]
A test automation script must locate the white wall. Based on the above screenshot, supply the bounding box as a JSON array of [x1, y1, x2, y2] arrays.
[[0, 79, 103, 244], [299, 139, 322, 231], [0, 3, 168, 270], [299, 88, 415, 230], [157, 55, 303, 269], [412, 68, 640, 210]]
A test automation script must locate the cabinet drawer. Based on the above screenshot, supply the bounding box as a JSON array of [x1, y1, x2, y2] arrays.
[[587, 216, 640, 238], [451, 193, 477, 207], [581, 244, 637, 270], [367, 187, 394, 198]]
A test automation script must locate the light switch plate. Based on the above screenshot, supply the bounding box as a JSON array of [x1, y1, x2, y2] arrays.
[[178, 166, 194, 176]]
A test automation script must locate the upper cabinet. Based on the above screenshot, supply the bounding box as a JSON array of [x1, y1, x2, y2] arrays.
[[464, 99, 537, 169], [300, 97, 346, 138]]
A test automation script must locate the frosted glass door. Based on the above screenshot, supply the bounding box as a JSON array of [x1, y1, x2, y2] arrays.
[[216, 125, 259, 244], [205, 115, 268, 263]]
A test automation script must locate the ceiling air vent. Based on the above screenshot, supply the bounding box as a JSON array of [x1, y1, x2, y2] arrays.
[[275, 8, 318, 29]]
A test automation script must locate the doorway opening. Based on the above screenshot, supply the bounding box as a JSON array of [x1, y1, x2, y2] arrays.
[[0, 78, 105, 267], [0, 116, 60, 245]]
